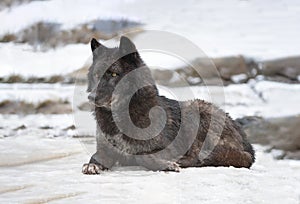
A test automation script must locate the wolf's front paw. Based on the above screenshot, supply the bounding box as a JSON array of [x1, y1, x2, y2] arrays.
[[82, 163, 105, 174], [164, 161, 181, 172]]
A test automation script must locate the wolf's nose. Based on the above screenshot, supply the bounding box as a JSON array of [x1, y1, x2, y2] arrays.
[[88, 93, 96, 101]]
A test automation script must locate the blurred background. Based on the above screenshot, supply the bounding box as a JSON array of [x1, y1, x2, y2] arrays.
[[0, 0, 300, 203]]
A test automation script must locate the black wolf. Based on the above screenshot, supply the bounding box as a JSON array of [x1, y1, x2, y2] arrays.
[[82, 36, 255, 174]]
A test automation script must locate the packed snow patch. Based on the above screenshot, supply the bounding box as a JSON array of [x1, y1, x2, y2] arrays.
[[0, 135, 299, 204]]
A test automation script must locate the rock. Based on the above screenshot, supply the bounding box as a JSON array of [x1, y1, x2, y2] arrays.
[[213, 55, 258, 81], [36, 100, 72, 114], [151, 69, 174, 85], [172, 55, 258, 86], [0, 100, 35, 114], [67, 56, 300, 86], [236, 115, 300, 159], [261, 56, 300, 81], [39, 125, 53, 130], [175, 58, 219, 80], [13, 125, 26, 131], [63, 125, 76, 131], [264, 75, 300, 84], [284, 151, 300, 160]]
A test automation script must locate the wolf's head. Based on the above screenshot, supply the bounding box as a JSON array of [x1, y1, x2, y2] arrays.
[[87, 36, 157, 109]]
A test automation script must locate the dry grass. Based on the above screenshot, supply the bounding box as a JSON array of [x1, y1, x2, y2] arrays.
[[6, 74, 25, 83], [0, 99, 71, 114], [0, 33, 16, 42], [0, 19, 142, 51]]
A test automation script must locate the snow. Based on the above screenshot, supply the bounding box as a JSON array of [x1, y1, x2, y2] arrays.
[[0, 133, 300, 203], [0, 0, 140, 34], [1, 1, 300, 203], [1, 0, 300, 76], [158, 81, 300, 119], [0, 83, 74, 103], [230, 74, 248, 83], [0, 43, 90, 77], [0, 82, 299, 203]]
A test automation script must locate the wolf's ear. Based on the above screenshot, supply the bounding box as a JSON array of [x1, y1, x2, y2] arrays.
[[91, 38, 101, 52], [119, 36, 136, 55]]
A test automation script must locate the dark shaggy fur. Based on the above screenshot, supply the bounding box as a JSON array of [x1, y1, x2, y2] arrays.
[[82, 36, 255, 174]]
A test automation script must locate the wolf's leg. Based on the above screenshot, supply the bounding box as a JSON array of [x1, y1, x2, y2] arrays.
[[82, 150, 116, 175], [136, 155, 181, 172], [199, 146, 254, 168], [177, 154, 199, 168]]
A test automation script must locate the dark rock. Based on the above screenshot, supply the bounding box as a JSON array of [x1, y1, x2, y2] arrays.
[[151, 69, 174, 85], [284, 151, 300, 160], [237, 115, 300, 159], [172, 55, 258, 85], [213, 55, 258, 81], [261, 56, 300, 81], [13, 124, 26, 131], [39, 125, 53, 129], [264, 75, 300, 84], [63, 125, 76, 130]]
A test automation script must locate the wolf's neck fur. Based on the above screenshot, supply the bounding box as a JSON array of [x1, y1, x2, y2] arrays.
[[95, 83, 160, 135]]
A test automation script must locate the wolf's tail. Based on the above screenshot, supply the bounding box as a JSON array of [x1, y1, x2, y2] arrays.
[[242, 139, 255, 163], [234, 119, 256, 163]]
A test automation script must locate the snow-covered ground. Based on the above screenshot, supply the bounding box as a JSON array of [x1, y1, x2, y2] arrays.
[[0, 83, 74, 104], [1, 82, 300, 203], [0, 134, 300, 204], [1, 0, 300, 76]]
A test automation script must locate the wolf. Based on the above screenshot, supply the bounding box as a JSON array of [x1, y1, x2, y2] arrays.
[[82, 36, 255, 174]]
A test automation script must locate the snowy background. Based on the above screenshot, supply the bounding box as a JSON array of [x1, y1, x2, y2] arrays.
[[1, 0, 300, 76], [0, 0, 300, 203]]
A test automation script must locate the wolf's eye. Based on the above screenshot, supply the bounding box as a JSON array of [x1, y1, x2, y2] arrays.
[[111, 72, 118, 77]]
